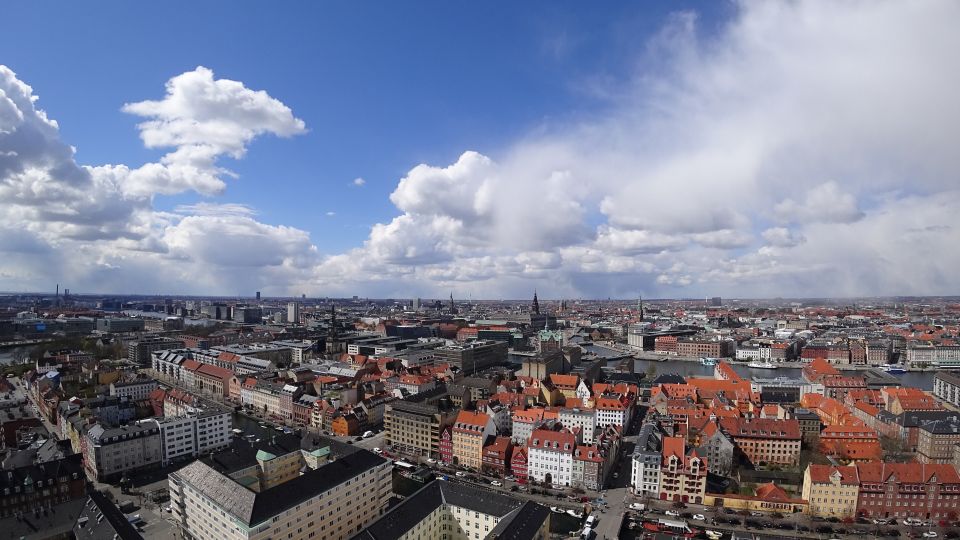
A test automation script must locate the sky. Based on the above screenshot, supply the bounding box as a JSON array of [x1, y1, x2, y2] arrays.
[[1, 1, 958, 300]]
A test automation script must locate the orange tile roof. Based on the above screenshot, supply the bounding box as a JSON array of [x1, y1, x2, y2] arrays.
[[454, 410, 491, 431], [662, 436, 685, 460], [807, 464, 859, 485], [856, 462, 960, 484]]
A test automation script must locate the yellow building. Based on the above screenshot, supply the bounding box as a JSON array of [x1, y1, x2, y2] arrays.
[[451, 410, 495, 469], [802, 464, 860, 518], [705, 483, 807, 514]]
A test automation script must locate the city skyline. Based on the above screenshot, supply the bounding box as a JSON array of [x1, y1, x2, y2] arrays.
[[2, 1, 959, 299]]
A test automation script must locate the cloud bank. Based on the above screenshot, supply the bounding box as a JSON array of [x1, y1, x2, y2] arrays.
[[2, 1, 960, 298]]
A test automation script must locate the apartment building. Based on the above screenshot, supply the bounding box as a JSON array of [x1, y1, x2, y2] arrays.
[[558, 408, 596, 444], [129, 336, 184, 364], [156, 407, 232, 465], [384, 387, 456, 459], [527, 428, 577, 488], [676, 338, 735, 358], [934, 371, 960, 408], [351, 480, 551, 540], [802, 465, 859, 518], [170, 440, 392, 540], [631, 423, 663, 496], [432, 340, 508, 375], [658, 436, 707, 504], [856, 462, 960, 519], [917, 417, 960, 464], [731, 418, 801, 467], [451, 410, 495, 469], [83, 420, 163, 482], [596, 395, 631, 431], [109, 378, 159, 401]]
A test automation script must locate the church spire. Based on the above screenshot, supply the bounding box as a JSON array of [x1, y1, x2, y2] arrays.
[[532, 290, 540, 315], [638, 296, 644, 321]]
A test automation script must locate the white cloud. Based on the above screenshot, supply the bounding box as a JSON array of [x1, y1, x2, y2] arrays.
[[761, 227, 805, 248], [773, 182, 864, 224], [0, 65, 315, 295], [352, 177, 366, 186], [4, 0, 960, 299], [326, 211, 336, 217], [118, 66, 306, 197]]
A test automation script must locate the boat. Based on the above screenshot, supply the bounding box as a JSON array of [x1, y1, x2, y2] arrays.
[[700, 357, 717, 366], [747, 361, 778, 369], [880, 364, 907, 374], [551, 507, 564, 514], [566, 509, 584, 518]]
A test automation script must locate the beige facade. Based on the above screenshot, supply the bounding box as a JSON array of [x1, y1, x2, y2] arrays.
[[802, 465, 859, 518], [170, 450, 391, 540]]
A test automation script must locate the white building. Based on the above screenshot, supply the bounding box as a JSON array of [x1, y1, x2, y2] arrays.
[[596, 396, 630, 431], [109, 379, 159, 401], [287, 302, 300, 325], [169, 442, 391, 540], [527, 428, 576, 487], [630, 424, 663, 496], [559, 408, 596, 444], [511, 409, 545, 445], [156, 408, 232, 465]]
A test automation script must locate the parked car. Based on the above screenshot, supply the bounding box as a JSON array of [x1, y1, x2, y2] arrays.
[[665, 510, 681, 517], [692, 514, 706, 521], [923, 533, 939, 539], [628, 503, 645, 511], [490, 481, 502, 487], [456, 471, 467, 477]]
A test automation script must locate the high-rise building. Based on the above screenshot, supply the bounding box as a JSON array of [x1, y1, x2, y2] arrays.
[[287, 301, 300, 324], [255, 291, 261, 301]]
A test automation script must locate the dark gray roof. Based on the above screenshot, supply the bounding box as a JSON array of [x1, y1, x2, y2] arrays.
[[175, 446, 388, 527], [202, 433, 303, 474], [488, 500, 551, 539], [651, 373, 687, 385], [73, 490, 144, 540], [352, 480, 540, 540], [0, 497, 87, 539]]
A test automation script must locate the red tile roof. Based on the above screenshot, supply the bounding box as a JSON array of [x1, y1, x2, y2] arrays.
[[856, 462, 960, 484], [807, 464, 859, 485]]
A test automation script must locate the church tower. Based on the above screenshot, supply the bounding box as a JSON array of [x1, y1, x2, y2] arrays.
[[532, 290, 540, 315]]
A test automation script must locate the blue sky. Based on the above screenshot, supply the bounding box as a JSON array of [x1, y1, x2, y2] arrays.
[[2, 1, 727, 253], [1, 2, 958, 298]]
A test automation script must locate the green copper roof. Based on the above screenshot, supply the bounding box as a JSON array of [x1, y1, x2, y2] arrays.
[[309, 446, 330, 457], [255, 449, 276, 461]]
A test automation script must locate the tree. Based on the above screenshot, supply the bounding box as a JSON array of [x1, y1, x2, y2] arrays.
[[645, 365, 657, 380]]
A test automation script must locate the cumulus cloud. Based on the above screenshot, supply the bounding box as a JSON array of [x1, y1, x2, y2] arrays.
[[761, 227, 805, 248], [310, 1, 960, 299], [773, 182, 864, 224], [0, 65, 314, 295], [116, 66, 305, 197], [352, 177, 366, 187], [5, 0, 960, 299]]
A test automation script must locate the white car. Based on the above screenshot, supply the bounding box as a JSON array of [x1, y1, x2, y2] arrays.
[[923, 533, 938, 539], [372, 447, 382, 454], [628, 503, 644, 511], [904, 519, 923, 526], [426, 458, 436, 464], [490, 480, 502, 487], [456, 471, 467, 477], [665, 510, 681, 517], [692, 514, 706, 521]]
